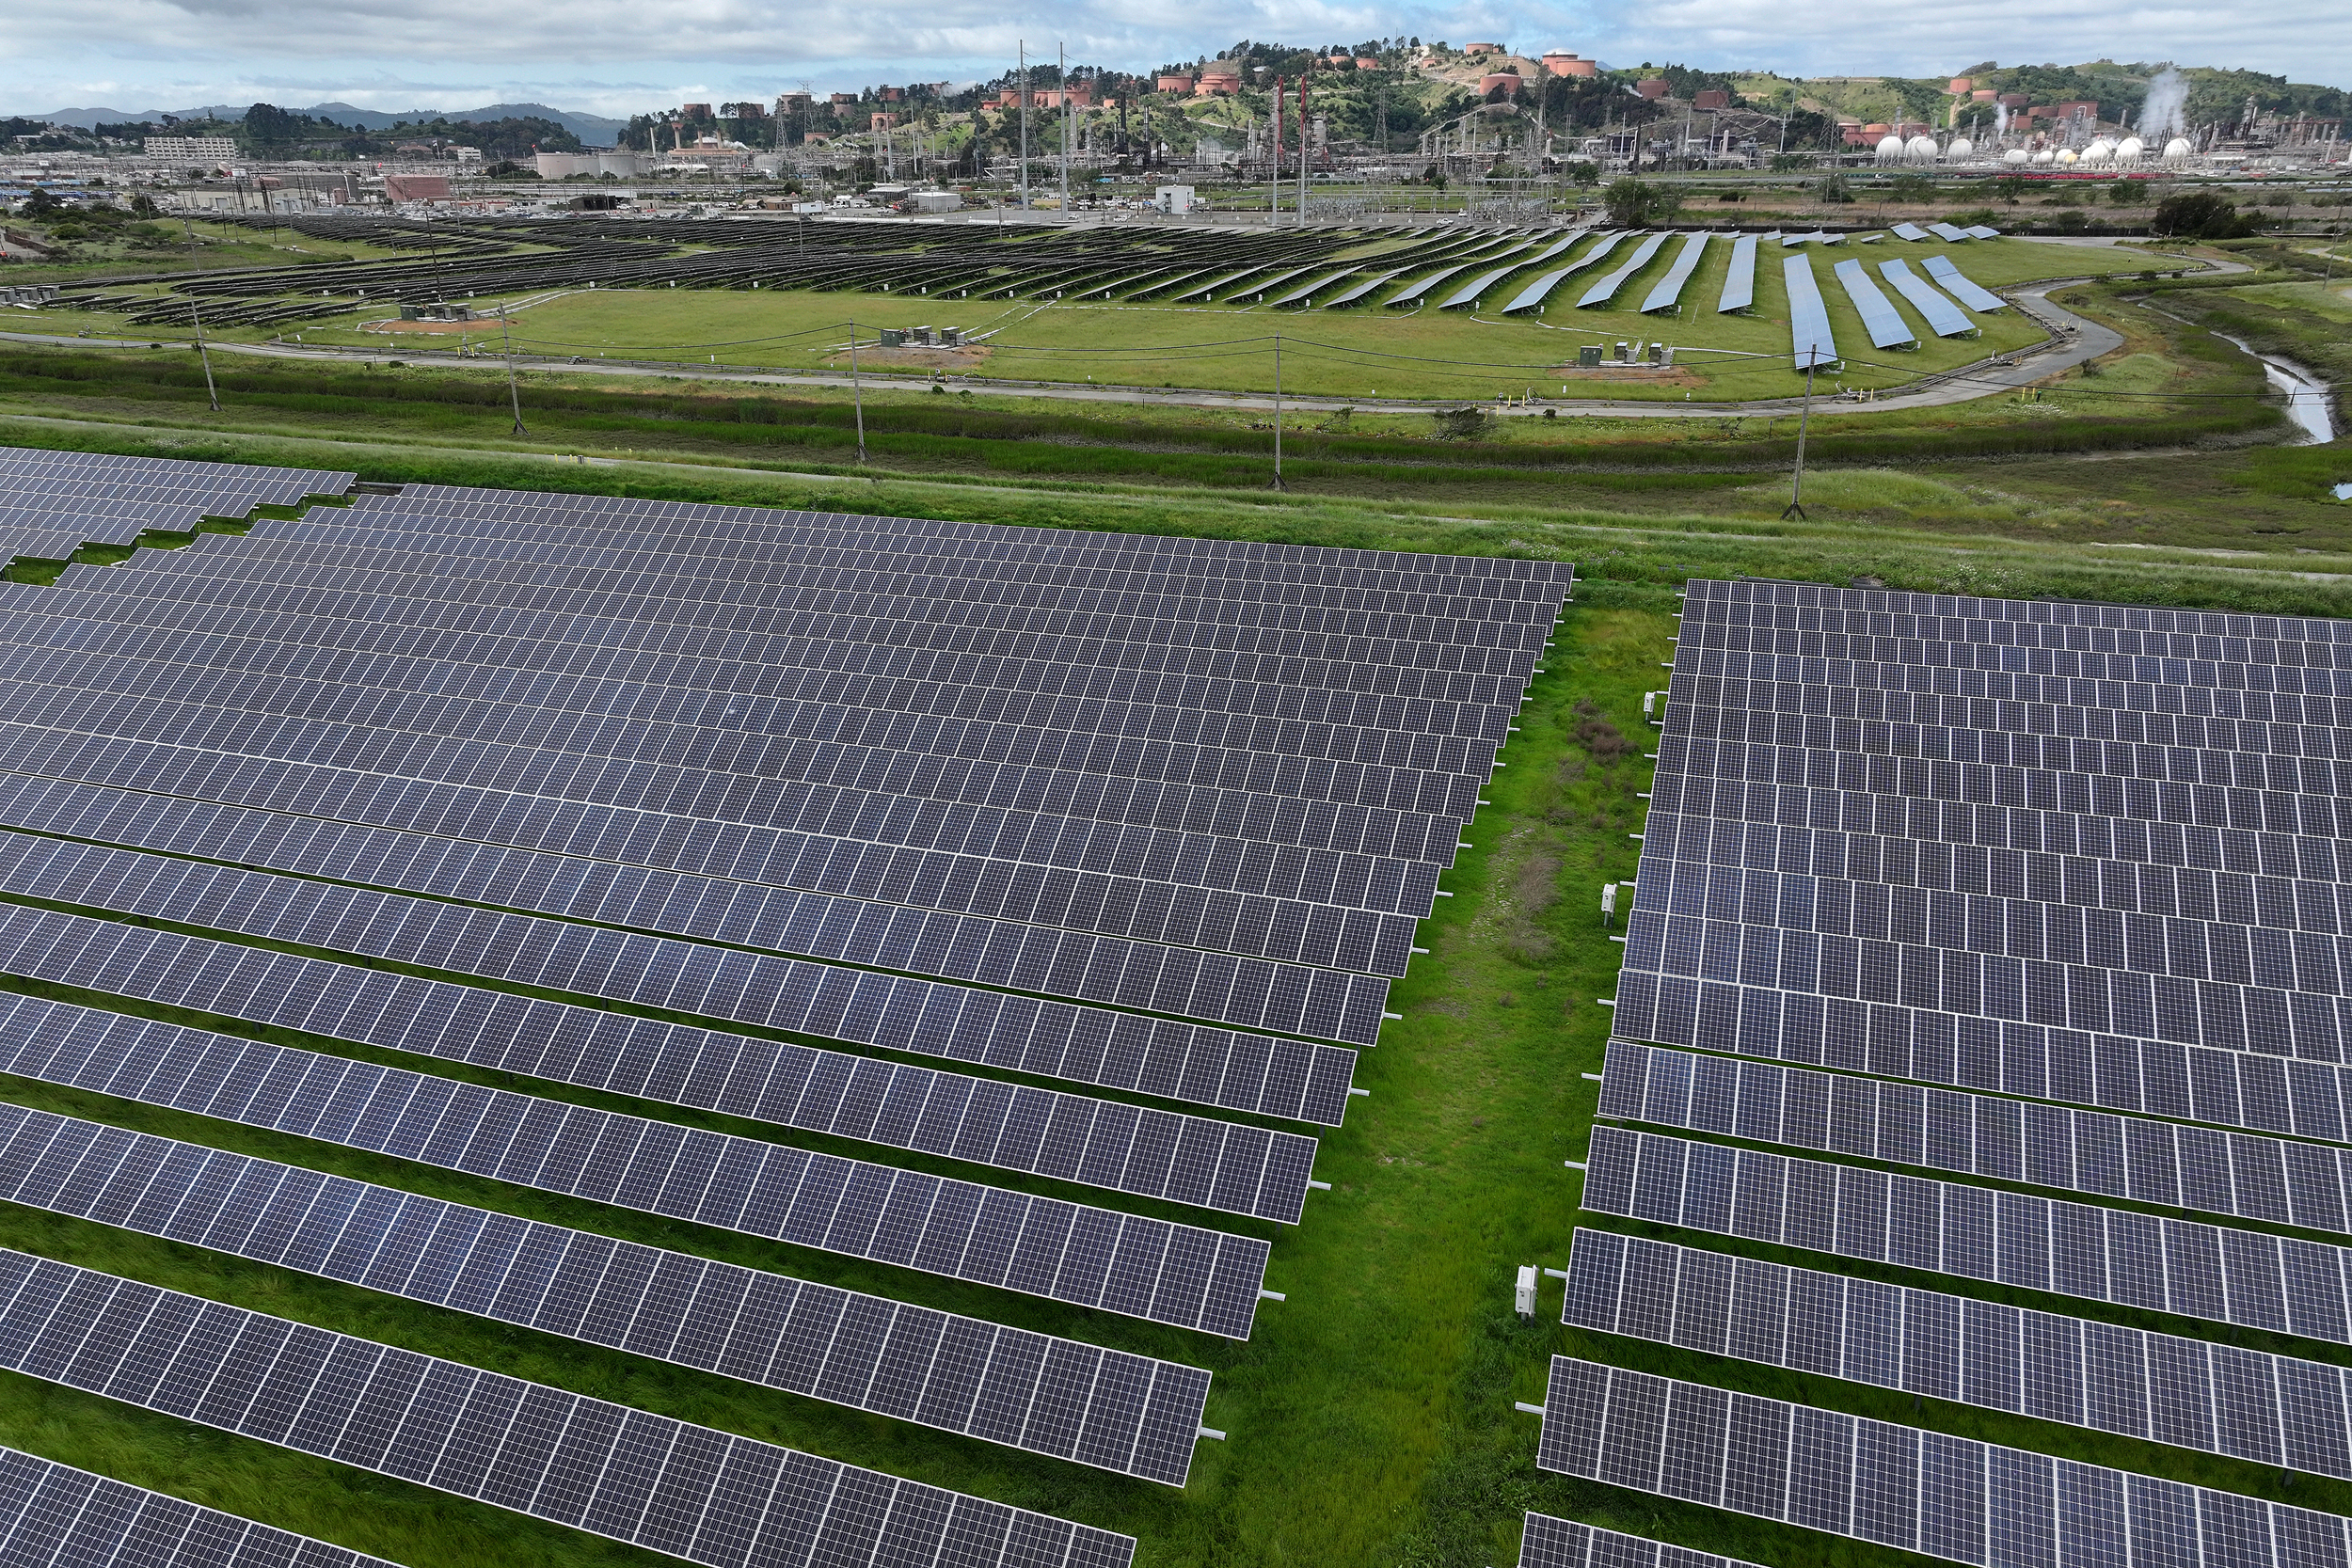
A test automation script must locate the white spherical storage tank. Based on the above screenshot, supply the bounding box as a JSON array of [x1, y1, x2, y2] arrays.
[[1947, 136, 1975, 159], [2163, 136, 2193, 160], [2055, 147, 2079, 165], [2081, 137, 2115, 162], [1906, 134, 1940, 162], [2032, 148, 2057, 164], [2115, 135, 2145, 160], [1876, 134, 1906, 163], [2004, 147, 2030, 165]]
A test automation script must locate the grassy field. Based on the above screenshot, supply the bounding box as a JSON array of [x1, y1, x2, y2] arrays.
[[70, 235, 2163, 403]]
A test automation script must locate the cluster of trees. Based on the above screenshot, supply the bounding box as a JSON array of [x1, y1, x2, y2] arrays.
[[229, 104, 583, 159]]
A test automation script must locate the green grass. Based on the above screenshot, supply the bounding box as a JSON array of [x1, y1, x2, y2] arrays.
[[101, 236, 2155, 404]]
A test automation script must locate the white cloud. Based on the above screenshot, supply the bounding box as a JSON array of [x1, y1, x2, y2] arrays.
[[4, 0, 2344, 117]]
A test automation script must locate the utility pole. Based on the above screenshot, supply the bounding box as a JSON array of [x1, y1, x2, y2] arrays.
[[1058, 42, 1070, 217], [848, 321, 867, 462], [500, 303, 526, 436], [1271, 332, 1283, 489], [1782, 358, 1818, 519], [177, 218, 221, 412], [1018, 42, 1030, 209]]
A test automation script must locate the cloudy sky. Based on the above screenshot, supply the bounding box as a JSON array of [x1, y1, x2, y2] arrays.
[[8, 0, 2346, 119]]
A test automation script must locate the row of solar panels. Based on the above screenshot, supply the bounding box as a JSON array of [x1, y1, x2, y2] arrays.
[[0, 450, 1569, 1566], [1533, 580, 2352, 1568], [1783, 253, 2004, 367]]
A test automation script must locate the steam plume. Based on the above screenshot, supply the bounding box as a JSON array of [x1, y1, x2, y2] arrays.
[[2141, 67, 2188, 139]]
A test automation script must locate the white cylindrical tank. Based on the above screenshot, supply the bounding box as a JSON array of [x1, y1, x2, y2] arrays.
[[1947, 136, 1975, 160], [2163, 136, 2193, 160], [2004, 147, 2029, 165], [1906, 134, 1939, 162], [2115, 135, 2145, 160], [1876, 134, 1906, 163]]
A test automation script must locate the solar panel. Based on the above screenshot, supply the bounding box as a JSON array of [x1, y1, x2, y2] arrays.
[[0, 1096, 1214, 1482], [1717, 235, 1758, 314], [1583, 1124, 2352, 1343], [1537, 1352, 2341, 1568], [1922, 255, 2005, 310], [1567, 1227, 2352, 1480], [1517, 1513, 1771, 1568], [1889, 224, 1930, 242], [0, 985, 1274, 1338], [1600, 1038, 2352, 1234], [1782, 256, 1840, 370], [1578, 232, 1671, 309], [1622, 578, 2352, 1109], [0, 1247, 1138, 1568], [1832, 259, 1918, 350], [0, 895, 1318, 1226], [1641, 233, 1712, 314], [0, 1443, 405, 1568], [1927, 222, 1970, 242], [1877, 260, 1978, 338], [1438, 261, 1535, 310], [1502, 232, 1624, 315], [1964, 226, 2002, 239]]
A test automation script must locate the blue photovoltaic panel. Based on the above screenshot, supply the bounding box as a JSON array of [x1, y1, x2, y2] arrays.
[[0, 1248, 1138, 1568], [1783, 255, 1839, 369], [0, 1096, 1215, 1484], [1439, 261, 1533, 310], [1502, 232, 1624, 314], [1518, 1513, 1772, 1568], [1578, 232, 1671, 308], [1923, 254, 2006, 309], [1928, 222, 1970, 241], [1877, 260, 1978, 337], [1537, 1353, 2341, 1568], [1565, 1227, 2352, 1483], [1321, 268, 1407, 308], [0, 1445, 405, 1568], [1267, 270, 1359, 309], [1890, 223, 1930, 241], [1833, 258, 1918, 350], [1717, 234, 1758, 313], [1640, 232, 1712, 314], [1964, 225, 2002, 239], [0, 985, 1277, 1338]]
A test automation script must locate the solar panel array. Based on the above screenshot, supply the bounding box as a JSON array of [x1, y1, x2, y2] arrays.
[[0, 1444, 404, 1568], [1564, 1228, 2352, 1481], [1831, 259, 1918, 352], [1923, 255, 2006, 311], [1877, 260, 1978, 339], [0, 1096, 1211, 1482], [1598, 1038, 2352, 1235], [1518, 1514, 1768, 1568], [0, 1248, 1136, 1568], [1537, 1354, 2352, 1568], [1782, 257, 1839, 371], [0, 445, 1566, 1564], [1716, 235, 1759, 315], [1549, 578, 2352, 1568]]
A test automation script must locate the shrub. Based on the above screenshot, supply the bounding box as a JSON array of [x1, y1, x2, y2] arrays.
[[2152, 191, 2257, 240]]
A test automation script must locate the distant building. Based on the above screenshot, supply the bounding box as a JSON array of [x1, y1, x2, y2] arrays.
[[1031, 84, 1094, 107], [1355, 55, 1379, 70], [1634, 78, 1671, 99], [1479, 73, 1521, 97], [1466, 41, 1503, 54], [870, 113, 899, 131], [830, 92, 858, 105], [1195, 60, 1242, 95], [776, 93, 811, 113], [382, 174, 452, 201], [144, 135, 236, 164], [1947, 77, 1973, 94], [1692, 89, 1728, 110], [682, 103, 712, 118], [451, 146, 483, 166], [1541, 51, 1598, 77], [1155, 72, 1195, 93]]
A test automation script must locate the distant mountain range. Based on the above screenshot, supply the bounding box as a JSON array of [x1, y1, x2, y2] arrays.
[[25, 101, 626, 145]]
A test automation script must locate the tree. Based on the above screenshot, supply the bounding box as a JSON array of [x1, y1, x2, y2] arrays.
[[1884, 172, 1934, 203], [242, 102, 310, 146], [1604, 177, 1682, 227], [18, 186, 63, 218], [1565, 160, 1600, 187], [2152, 191, 2256, 239], [2107, 179, 2147, 206], [1770, 152, 1815, 171], [1994, 174, 2029, 205]]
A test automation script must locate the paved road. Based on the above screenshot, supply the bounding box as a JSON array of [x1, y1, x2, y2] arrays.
[[0, 237, 2222, 423]]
